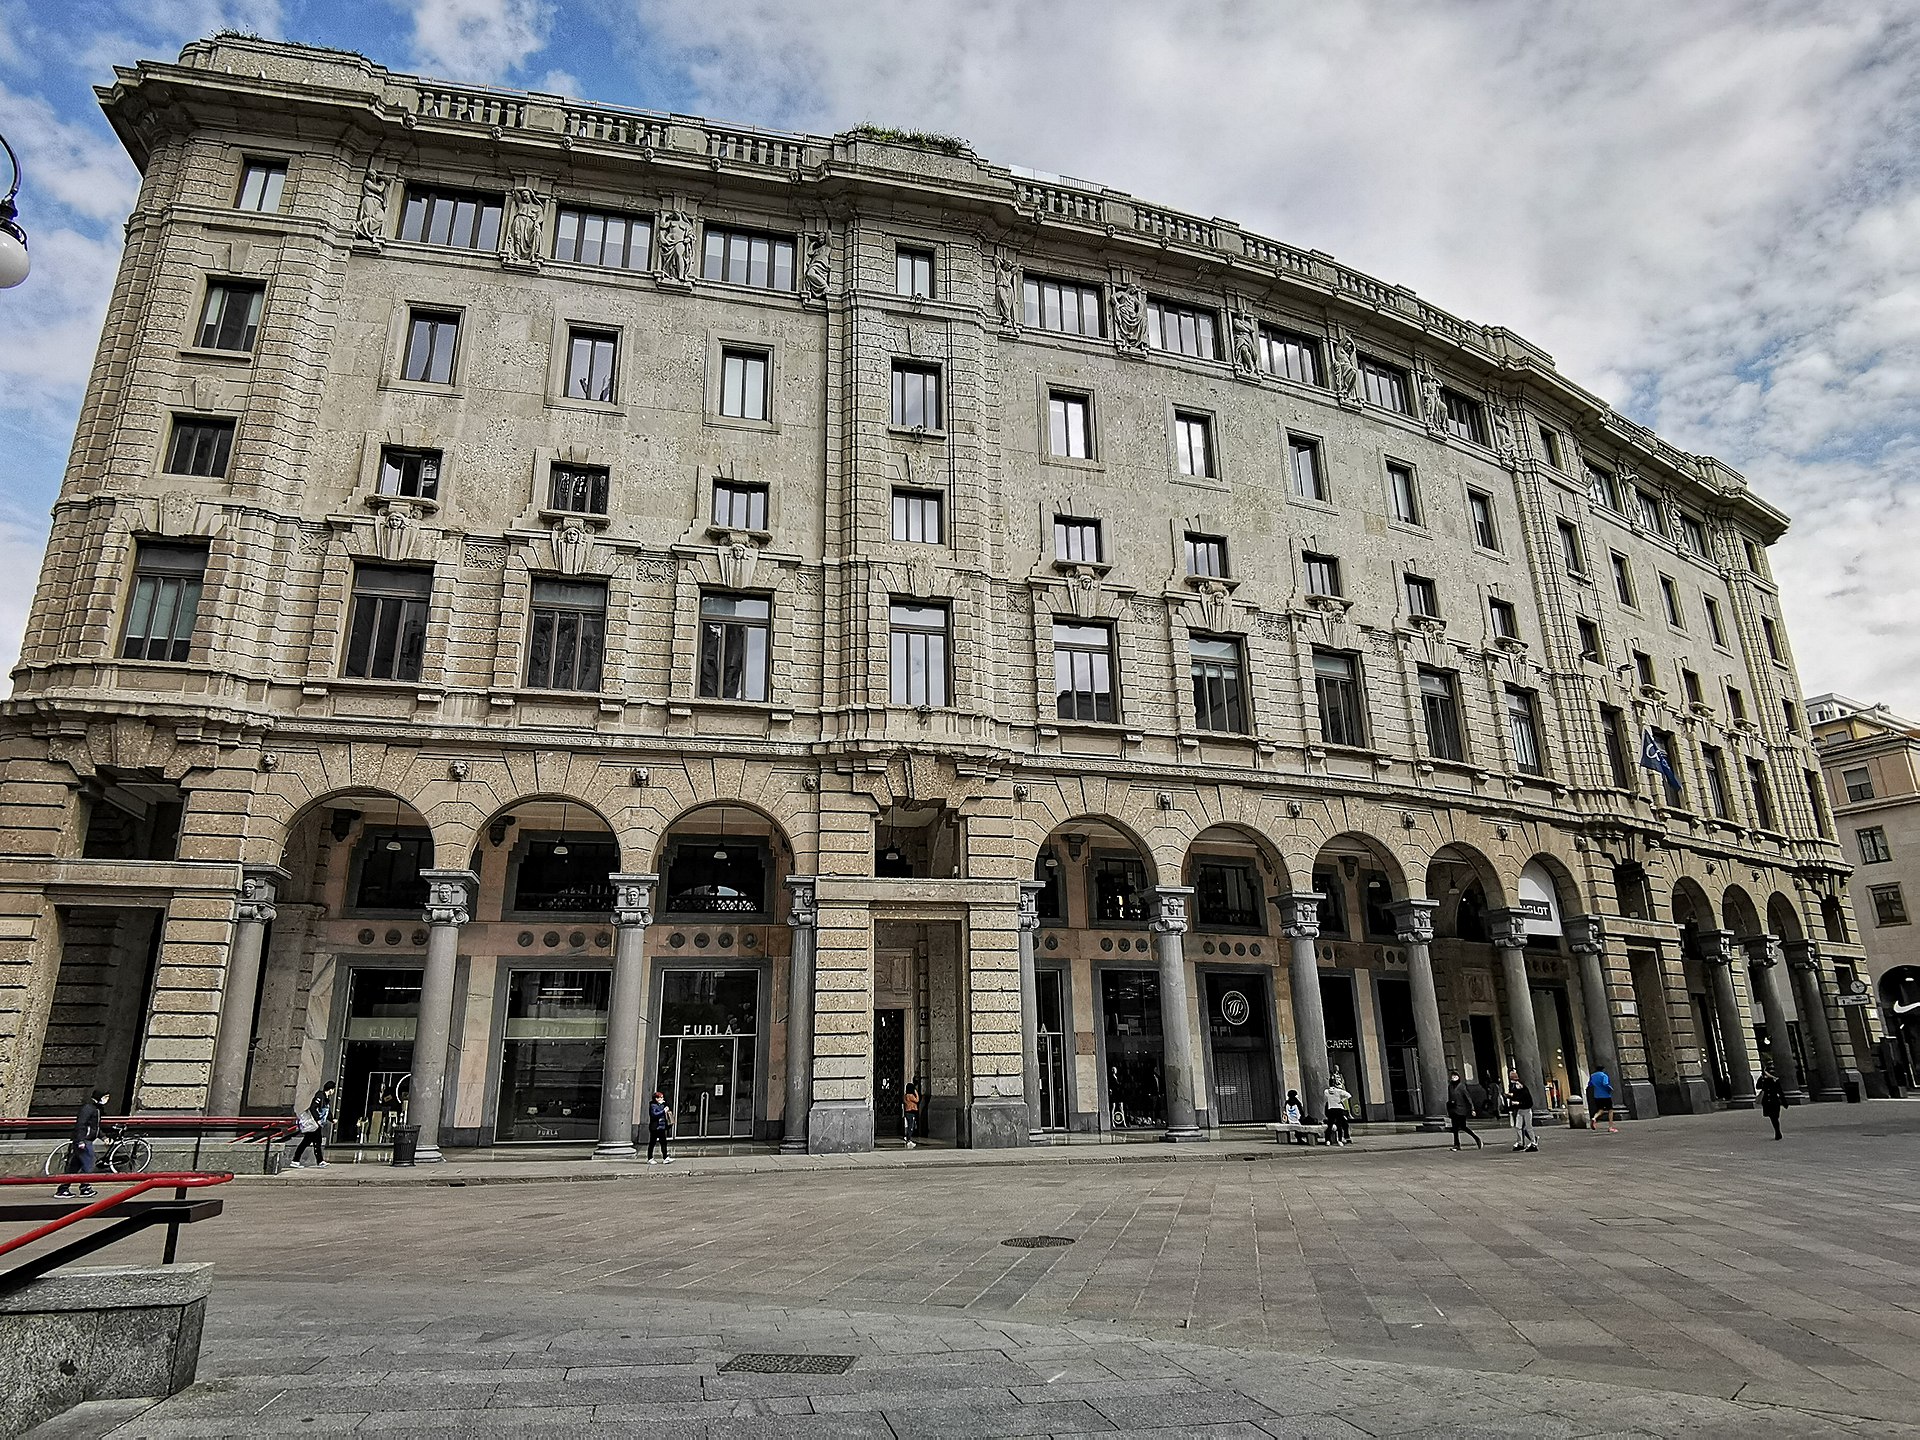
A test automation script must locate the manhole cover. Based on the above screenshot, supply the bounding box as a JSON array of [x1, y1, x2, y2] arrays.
[[1002, 1235, 1076, 1249], [720, 1354, 856, 1375]]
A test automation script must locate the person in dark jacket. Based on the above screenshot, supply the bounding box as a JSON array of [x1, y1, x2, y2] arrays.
[[1446, 1071, 1482, 1151], [1505, 1070, 1538, 1152], [54, 1088, 109, 1198], [1757, 1067, 1786, 1140], [288, 1082, 335, 1168], [647, 1090, 674, 1164]]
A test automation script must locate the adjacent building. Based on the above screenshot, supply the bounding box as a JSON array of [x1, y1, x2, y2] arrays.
[[0, 37, 1879, 1156]]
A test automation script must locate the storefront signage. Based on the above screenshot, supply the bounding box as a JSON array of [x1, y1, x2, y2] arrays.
[[1517, 862, 1563, 938], [346, 1018, 416, 1042], [680, 1023, 741, 1036], [503, 1018, 608, 1040], [1220, 990, 1250, 1026], [1837, 994, 1871, 1007]]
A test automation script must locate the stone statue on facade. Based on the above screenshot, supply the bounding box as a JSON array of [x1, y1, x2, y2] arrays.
[[801, 233, 831, 302], [1489, 402, 1520, 465], [506, 187, 543, 264], [1111, 283, 1147, 351], [993, 251, 1018, 327], [1419, 366, 1447, 433], [658, 211, 694, 284], [1330, 330, 1361, 404], [1231, 311, 1259, 377], [355, 165, 390, 243]]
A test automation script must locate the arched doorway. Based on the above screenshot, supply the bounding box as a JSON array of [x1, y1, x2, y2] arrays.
[[1308, 833, 1410, 1123], [1426, 843, 1504, 1113], [1183, 825, 1285, 1126]]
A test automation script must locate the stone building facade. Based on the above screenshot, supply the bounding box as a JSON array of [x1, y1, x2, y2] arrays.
[[0, 38, 1880, 1155]]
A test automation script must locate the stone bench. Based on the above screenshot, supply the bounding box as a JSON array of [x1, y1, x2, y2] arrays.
[[1267, 1122, 1324, 1145]]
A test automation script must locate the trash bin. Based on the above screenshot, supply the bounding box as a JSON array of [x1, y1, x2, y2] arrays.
[[1565, 1096, 1589, 1130], [390, 1125, 421, 1167]]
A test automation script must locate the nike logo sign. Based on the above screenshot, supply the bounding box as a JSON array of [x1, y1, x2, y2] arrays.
[[1893, 999, 1920, 1015]]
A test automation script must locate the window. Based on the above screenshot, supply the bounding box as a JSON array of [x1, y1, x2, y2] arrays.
[[1288, 434, 1326, 500], [1174, 411, 1216, 477], [1313, 649, 1366, 747], [1586, 463, 1620, 511], [1189, 636, 1247, 732], [1844, 766, 1875, 803], [1185, 533, 1228, 578], [1054, 622, 1117, 722], [1538, 426, 1563, 469], [1022, 274, 1103, 335], [1633, 650, 1656, 688], [711, 479, 768, 531], [1727, 685, 1747, 723], [701, 226, 796, 290], [1506, 686, 1544, 774], [1660, 575, 1684, 627], [697, 592, 771, 701], [1871, 884, 1909, 926], [664, 840, 768, 917], [1193, 859, 1263, 929], [1702, 745, 1732, 819], [1745, 538, 1766, 575], [1681, 669, 1703, 707], [1807, 770, 1832, 839], [378, 446, 441, 500], [1489, 598, 1518, 640], [235, 159, 286, 213], [1145, 298, 1217, 359], [1576, 617, 1602, 662], [1053, 515, 1102, 564], [1387, 462, 1419, 524], [549, 463, 609, 516], [1557, 519, 1585, 574], [401, 309, 460, 385], [524, 578, 606, 692], [895, 245, 935, 298], [1047, 391, 1093, 459], [120, 542, 206, 662], [344, 565, 431, 681], [354, 831, 432, 912], [553, 206, 651, 270], [1859, 827, 1892, 864], [1747, 759, 1776, 832], [889, 602, 950, 707], [195, 280, 264, 352], [564, 328, 618, 402], [1782, 697, 1799, 734], [1303, 551, 1342, 598], [1611, 552, 1635, 606], [398, 186, 502, 250], [1419, 667, 1464, 762], [1091, 854, 1148, 923], [1358, 355, 1411, 413], [1468, 489, 1499, 550], [1705, 594, 1727, 646], [1761, 615, 1783, 661], [892, 489, 943, 543], [1679, 514, 1709, 557], [1260, 327, 1322, 385], [890, 362, 942, 429], [1635, 489, 1668, 537], [1442, 389, 1487, 445], [718, 348, 770, 420], [1600, 705, 1633, 788], [164, 417, 235, 477], [1404, 573, 1439, 619]]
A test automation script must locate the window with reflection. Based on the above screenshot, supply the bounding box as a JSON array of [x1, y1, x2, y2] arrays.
[[510, 838, 617, 913], [663, 837, 769, 916], [1194, 859, 1262, 929], [1090, 853, 1148, 924]]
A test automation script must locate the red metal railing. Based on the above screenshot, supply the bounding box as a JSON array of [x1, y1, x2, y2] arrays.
[[0, 1173, 233, 1258], [0, 1173, 233, 1292], [1, 1115, 298, 1172]]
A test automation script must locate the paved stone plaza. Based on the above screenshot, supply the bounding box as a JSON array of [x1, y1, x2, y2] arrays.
[[34, 1104, 1920, 1436]]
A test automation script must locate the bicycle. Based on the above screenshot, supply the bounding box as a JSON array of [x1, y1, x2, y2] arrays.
[[43, 1123, 154, 1178]]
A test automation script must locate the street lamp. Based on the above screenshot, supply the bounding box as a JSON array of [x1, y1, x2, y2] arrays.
[[0, 132, 29, 289]]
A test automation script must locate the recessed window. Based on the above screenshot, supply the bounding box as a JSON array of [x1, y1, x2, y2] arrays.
[[401, 309, 460, 385], [1633, 650, 1656, 688], [1782, 697, 1799, 734], [196, 280, 264, 352], [1194, 859, 1263, 929], [1871, 884, 1908, 926], [1358, 355, 1411, 414], [164, 416, 235, 477], [1189, 636, 1247, 733], [711, 479, 768, 532], [1419, 667, 1464, 762], [564, 327, 618, 403], [1442, 389, 1487, 445], [1288, 434, 1326, 501], [1558, 519, 1585, 574], [701, 226, 796, 290], [1727, 685, 1747, 723], [1467, 489, 1499, 550], [1705, 594, 1727, 646], [1185, 533, 1228, 579], [1313, 649, 1366, 747], [1303, 551, 1342, 598], [1636, 488, 1669, 538], [1538, 426, 1563, 469], [235, 159, 286, 213], [1702, 745, 1732, 820], [718, 348, 770, 421], [1859, 826, 1893, 864], [1679, 514, 1709, 557], [1145, 297, 1218, 359], [890, 362, 942, 429], [1747, 758, 1776, 831], [549, 463, 609, 515], [1761, 615, 1783, 662], [1610, 552, 1635, 606], [344, 564, 431, 682], [891, 488, 943, 543], [1843, 766, 1874, 803], [378, 446, 441, 500], [1681, 669, 1703, 707], [1587, 463, 1620, 511], [1806, 769, 1832, 839], [1022, 274, 1103, 336], [553, 206, 652, 270], [1054, 621, 1117, 723], [895, 245, 935, 298], [1600, 704, 1633, 788], [1174, 411, 1216, 478], [1745, 538, 1767, 575], [1659, 575, 1684, 627], [1576, 617, 1602, 662], [398, 186, 503, 250], [525, 578, 606, 692], [1387, 462, 1420, 525], [1505, 686, 1544, 775], [1405, 574, 1439, 619], [121, 541, 206, 663], [889, 601, 950, 707], [1489, 598, 1518, 640], [1053, 515, 1102, 565], [1260, 326, 1322, 386], [697, 592, 771, 701], [1091, 854, 1148, 924], [1047, 391, 1093, 459]]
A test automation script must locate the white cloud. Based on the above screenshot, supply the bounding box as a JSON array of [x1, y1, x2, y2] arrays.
[[403, 0, 553, 83]]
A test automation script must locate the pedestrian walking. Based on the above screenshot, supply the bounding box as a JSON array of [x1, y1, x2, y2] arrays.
[[1586, 1067, 1619, 1133], [1323, 1073, 1354, 1146], [902, 1082, 922, 1149], [646, 1090, 674, 1163], [287, 1082, 335, 1168], [1446, 1071, 1482, 1151], [53, 1088, 109, 1199], [1505, 1070, 1538, 1152], [1757, 1067, 1786, 1140]]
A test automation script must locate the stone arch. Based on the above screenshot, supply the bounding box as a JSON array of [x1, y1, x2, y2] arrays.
[[1670, 875, 1714, 933], [246, 747, 456, 864], [1517, 850, 1587, 927], [651, 799, 798, 923], [1182, 822, 1288, 931], [1720, 884, 1762, 937], [1172, 785, 1308, 894], [1766, 892, 1804, 944], [617, 759, 819, 873], [1424, 841, 1506, 943], [1014, 775, 1171, 883], [270, 786, 436, 911]]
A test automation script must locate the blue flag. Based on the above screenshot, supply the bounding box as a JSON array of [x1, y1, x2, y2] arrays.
[[1639, 726, 1680, 792]]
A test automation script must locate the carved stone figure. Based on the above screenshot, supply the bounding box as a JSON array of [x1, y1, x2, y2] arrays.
[[993, 251, 1018, 326], [506, 187, 542, 263], [801, 233, 830, 301], [658, 211, 694, 283], [1231, 311, 1259, 376], [1419, 367, 1447, 431], [1330, 330, 1361, 402], [1111, 283, 1146, 350], [355, 165, 390, 242], [1490, 402, 1519, 464]]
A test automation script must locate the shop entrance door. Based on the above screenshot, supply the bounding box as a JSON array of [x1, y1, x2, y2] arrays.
[[336, 967, 421, 1146], [1467, 1013, 1500, 1110], [1035, 970, 1069, 1131], [874, 1007, 905, 1136], [1203, 972, 1277, 1123], [1101, 969, 1165, 1128], [1376, 976, 1421, 1118], [654, 968, 759, 1140], [1319, 973, 1366, 1115]]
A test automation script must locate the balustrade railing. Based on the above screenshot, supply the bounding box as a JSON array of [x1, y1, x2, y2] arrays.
[[564, 107, 669, 150], [416, 86, 525, 129], [1016, 181, 1106, 225], [1133, 205, 1216, 250]]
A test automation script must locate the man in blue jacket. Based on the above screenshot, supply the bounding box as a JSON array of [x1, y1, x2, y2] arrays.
[[1586, 1068, 1619, 1133]]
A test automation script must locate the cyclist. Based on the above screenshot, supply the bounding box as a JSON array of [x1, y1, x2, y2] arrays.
[[53, 1088, 109, 1199]]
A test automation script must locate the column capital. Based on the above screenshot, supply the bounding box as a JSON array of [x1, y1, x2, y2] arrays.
[[1387, 897, 1436, 945], [1486, 908, 1531, 951], [610, 872, 658, 929], [1018, 879, 1046, 933], [1149, 885, 1195, 935], [236, 862, 289, 925], [784, 874, 818, 930], [1740, 932, 1782, 967], [1696, 928, 1737, 967], [420, 868, 477, 928], [1783, 938, 1822, 970], [1564, 914, 1607, 955], [1271, 891, 1324, 939]]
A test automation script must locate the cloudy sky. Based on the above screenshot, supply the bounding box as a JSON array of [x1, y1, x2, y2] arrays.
[[4, 0, 1917, 709]]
